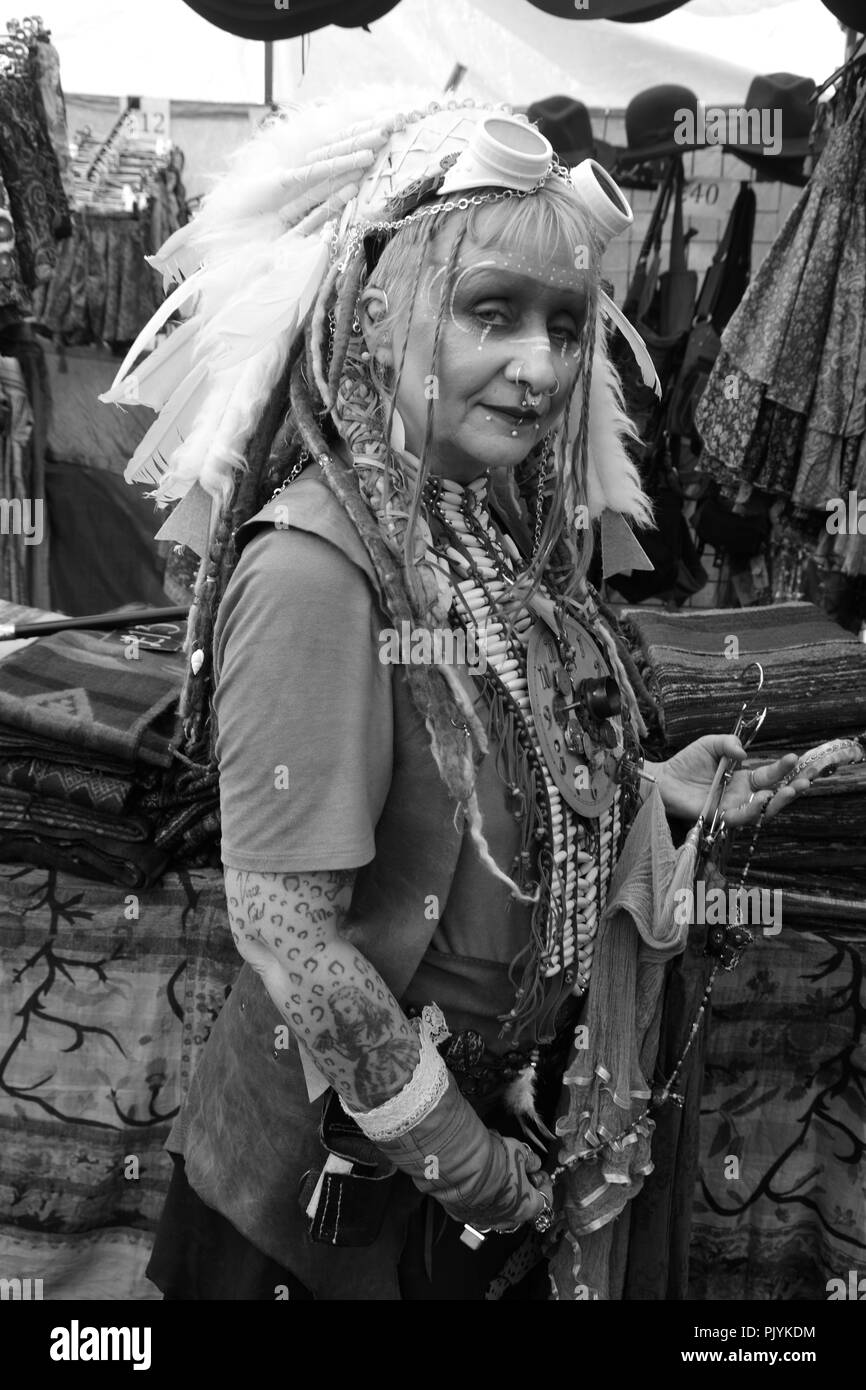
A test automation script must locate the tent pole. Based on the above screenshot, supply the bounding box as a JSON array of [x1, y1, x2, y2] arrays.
[[265, 41, 274, 107]]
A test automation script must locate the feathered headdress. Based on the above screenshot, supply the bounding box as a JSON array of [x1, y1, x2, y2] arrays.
[[101, 88, 658, 574]]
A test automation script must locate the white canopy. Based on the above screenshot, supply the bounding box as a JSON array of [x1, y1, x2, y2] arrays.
[[42, 0, 844, 107]]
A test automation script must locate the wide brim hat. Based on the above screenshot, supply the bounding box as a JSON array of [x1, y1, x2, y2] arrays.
[[819, 0, 865, 28], [721, 73, 817, 162], [525, 94, 619, 171]]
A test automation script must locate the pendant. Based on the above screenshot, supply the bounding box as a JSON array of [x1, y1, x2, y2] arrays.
[[526, 609, 622, 818]]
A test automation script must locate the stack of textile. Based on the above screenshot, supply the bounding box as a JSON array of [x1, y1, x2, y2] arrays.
[[0, 601, 219, 887], [621, 600, 866, 752], [617, 598, 866, 1299]]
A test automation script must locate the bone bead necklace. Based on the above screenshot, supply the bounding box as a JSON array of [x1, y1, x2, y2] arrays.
[[426, 473, 621, 997]]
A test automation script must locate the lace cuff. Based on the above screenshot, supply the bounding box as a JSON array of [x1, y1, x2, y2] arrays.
[[340, 1004, 451, 1143]]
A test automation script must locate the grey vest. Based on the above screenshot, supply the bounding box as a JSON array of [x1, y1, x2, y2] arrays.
[[167, 470, 470, 1296]]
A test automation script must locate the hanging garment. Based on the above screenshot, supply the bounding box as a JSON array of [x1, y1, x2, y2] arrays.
[[0, 356, 35, 605], [0, 170, 33, 324], [32, 214, 169, 347], [0, 69, 71, 288], [696, 83, 866, 521], [27, 36, 75, 203]]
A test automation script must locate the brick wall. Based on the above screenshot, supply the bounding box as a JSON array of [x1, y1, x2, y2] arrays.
[[593, 109, 801, 305]]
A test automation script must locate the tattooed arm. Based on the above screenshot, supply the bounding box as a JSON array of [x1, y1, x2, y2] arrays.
[[224, 866, 419, 1110]]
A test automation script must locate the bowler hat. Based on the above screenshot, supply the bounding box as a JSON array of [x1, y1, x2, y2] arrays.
[[526, 94, 618, 170], [615, 84, 700, 166]]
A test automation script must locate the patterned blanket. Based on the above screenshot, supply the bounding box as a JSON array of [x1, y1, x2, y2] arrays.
[[0, 859, 862, 1301], [690, 924, 866, 1300], [621, 601, 866, 749], [0, 863, 238, 1300]]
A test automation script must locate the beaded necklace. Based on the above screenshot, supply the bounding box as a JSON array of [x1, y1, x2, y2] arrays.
[[424, 472, 623, 1036]]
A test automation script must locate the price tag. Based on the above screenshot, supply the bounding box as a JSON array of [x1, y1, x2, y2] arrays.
[[124, 97, 171, 143], [682, 177, 738, 221]]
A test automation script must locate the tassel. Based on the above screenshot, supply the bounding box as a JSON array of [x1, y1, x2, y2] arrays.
[[503, 1051, 558, 1151]]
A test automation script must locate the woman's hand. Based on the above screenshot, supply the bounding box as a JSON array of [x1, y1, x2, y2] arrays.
[[649, 735, 814, 828]]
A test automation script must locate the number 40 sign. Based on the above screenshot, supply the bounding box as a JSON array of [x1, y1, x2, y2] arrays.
[[682, 177, 738, 221]]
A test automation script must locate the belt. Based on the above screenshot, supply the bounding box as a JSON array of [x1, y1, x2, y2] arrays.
[[407, 1002, 582, 1101]]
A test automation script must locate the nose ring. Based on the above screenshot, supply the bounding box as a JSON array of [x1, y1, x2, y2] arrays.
[[521, 385, 544, 410]]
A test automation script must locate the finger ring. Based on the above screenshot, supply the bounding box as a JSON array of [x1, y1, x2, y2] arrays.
[[748, 770, 760, 793], [534, 1199, 554, 1234]]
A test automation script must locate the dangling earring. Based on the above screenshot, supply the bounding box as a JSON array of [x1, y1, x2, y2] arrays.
[[533, 431, 556, 560]]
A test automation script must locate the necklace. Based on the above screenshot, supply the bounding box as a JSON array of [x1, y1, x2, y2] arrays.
[[424, 474, 623, 1026]]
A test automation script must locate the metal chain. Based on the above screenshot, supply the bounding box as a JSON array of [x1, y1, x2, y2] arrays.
[[337, 174, 557, 273], [533, 437, 554, 558], [269, 450, 310, 502]]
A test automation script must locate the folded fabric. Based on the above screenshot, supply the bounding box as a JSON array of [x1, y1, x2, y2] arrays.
[[0, 832, 169, 890], [0, 785, 151, 842], [0, 726, 136, 779], [0, 754, 135, 815], [0, 627, 183, 768], [621, 601, 866, 749]]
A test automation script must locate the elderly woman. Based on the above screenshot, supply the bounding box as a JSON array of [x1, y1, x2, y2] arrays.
[[107, 92, 810, 1301]]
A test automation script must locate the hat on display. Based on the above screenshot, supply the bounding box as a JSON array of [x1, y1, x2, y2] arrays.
[[525, 95, 617, 170], [721, 72, 818, 183], [528, 0, 687, 18], [819, 0, 865, 28], [614, 84, 700, 166]]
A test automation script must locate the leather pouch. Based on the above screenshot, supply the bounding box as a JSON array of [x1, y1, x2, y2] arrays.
[[299, 1089, 398, 1247]]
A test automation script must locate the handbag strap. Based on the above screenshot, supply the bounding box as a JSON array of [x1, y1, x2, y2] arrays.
[[668, 158, 688, 275], [694, 181, 756, 323], [623, 156, 677, 323]]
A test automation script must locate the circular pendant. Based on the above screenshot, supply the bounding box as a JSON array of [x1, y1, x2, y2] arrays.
[[527, 611, 623, 818]]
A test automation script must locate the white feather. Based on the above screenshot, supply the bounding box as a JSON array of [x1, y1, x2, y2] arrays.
[[199, 235, 329, 372], [124, 360, 210, 492], [99, 317, 199, 409], [599, 290, 661, 398], [105, 268, 205, 397], [572, 322, 654, 528]]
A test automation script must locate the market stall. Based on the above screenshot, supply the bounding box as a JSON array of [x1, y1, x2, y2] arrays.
[[0, 0, 863, 1308]]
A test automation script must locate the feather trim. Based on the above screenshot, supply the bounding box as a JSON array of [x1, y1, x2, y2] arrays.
[[599, 290, 661, 398], [504, 1060, 558, 1151], [99, 317, 199, 410], [124, 360, 210, 491], [573, 320, 654, 529]]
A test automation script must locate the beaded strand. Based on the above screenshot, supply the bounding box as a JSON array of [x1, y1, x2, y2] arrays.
[[427, 474, 620, 992]]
